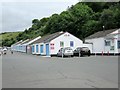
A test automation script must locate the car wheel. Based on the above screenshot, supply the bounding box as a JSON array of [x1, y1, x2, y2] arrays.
[[71, 55, 74, 57], [88, 51, 91, 56], [88, 53, 91, 56], [57, 53, 59, 57], [80, 53, 83, 57]]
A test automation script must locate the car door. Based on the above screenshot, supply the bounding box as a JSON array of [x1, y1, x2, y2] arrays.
[[60, 49, 63, 56], [57, 49, 61, 56]]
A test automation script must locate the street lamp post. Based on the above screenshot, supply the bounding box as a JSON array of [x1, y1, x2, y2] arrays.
[[103, 26, 105, 31], [103, 25, 105, 54]]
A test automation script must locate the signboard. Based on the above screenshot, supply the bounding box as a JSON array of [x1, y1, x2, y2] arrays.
[[50, 43, 54, 50], [64, 34, 70, 37]]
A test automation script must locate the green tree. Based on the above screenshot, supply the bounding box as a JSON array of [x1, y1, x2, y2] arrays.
[[32, 19, 39, 25], [82, 20, 101, 38], [100, 5, 120, 29]]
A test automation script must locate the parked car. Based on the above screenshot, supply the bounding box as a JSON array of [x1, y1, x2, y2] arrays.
[[3, 48, 7, 51], [57, 47, 73, 57], [2, 50, 7, 55], [73, 47, 91, 57], [0, 52, 1, 56], [2, 48, 7, 55]]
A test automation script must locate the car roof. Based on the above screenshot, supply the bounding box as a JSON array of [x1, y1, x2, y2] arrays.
[[77, 47, 88, 48]]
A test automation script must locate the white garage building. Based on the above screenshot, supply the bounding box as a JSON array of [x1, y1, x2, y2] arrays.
[[31, 31, 83, 56], [85, 28, 120, 55], [11, 40, 23, 52], [11, 36, 41, 54]]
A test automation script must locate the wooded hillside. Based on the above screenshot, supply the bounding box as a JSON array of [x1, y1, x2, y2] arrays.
[[2, 2, 120, 46]]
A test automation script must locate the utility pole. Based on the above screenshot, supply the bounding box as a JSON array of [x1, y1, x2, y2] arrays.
[[103, 25, 105, 54], [103, 26, 105, 31]]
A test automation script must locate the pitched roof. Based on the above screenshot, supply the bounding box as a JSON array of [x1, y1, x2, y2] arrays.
[[21, 39, 32, 45], [31, 31, 64, 44], [13, 40, 23, 46], [20, 36, 41, 45], [85, 29, 118, 39], [20, 39, 30, 45]]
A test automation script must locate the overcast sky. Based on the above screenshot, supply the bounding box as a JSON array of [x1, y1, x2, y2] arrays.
[[0, 0, 79, 33]]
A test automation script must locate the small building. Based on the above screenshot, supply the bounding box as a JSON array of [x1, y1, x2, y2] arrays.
[[85, 28, 120, 55], [31, 31, 83, 56]]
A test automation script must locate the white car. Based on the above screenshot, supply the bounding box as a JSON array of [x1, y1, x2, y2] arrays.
[[0, 51, 2, 55], [3, 48, 7, 51], [57, 47, 73, 57], [2, 48, 7, 55]]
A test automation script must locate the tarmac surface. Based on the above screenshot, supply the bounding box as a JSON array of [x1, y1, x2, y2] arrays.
[[2, 51, 119, 88]]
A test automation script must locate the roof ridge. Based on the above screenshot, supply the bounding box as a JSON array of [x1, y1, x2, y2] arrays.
[[30, 31, 64, 44], [85, 28, 118, 39]]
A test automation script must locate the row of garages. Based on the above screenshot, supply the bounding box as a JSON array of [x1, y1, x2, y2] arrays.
[[11, 28, 120, 56], [11, 36, 41, 54]]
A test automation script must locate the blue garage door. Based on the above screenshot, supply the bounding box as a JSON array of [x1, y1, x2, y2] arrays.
[[40, 45, 44, 53], [32, 46, 34, 52], [46, 44, 49, 56], [36, 45, 38, 53]]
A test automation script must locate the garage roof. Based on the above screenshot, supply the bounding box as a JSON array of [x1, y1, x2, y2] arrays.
[[12, 40, 23, 46], [85, 29, 118, 39], [20, 39, 30, 45], [21, 36, 41, 45], [21, 39, 32, 45], [31, 31, 64, 44]]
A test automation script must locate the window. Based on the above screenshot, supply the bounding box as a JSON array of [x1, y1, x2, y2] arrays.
[[110, 46, 114, 50], [118, 41, 120, 49], [60, 41, 64, 47], [70, 41, 74, 47], [105, 40, 111, 46]]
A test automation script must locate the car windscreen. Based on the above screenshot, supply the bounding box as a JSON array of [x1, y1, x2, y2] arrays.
[[82, 47, 88, 49], [64, 48, 72, 50]]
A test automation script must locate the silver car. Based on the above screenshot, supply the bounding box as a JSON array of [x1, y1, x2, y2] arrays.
[[57, 47, 73, 57]]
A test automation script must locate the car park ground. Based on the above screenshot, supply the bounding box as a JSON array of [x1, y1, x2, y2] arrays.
[[2, 50, 119, 88]]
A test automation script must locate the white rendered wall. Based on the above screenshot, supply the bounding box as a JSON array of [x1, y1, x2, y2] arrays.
[[114, 34, 120, 53], [85, 37, 105, 53]]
